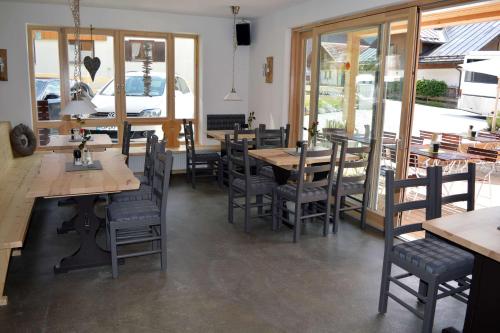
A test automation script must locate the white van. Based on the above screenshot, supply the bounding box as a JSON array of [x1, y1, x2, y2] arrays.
[[458, 51, 500, 116]]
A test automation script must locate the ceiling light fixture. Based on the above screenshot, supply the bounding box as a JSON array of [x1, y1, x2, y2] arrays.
[[224, 5, 242, 102]]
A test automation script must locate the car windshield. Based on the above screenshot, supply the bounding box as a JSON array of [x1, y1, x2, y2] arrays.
[[125, 76, 165, 96]]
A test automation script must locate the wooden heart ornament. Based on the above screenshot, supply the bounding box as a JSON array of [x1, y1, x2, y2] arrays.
[[83, 56, 101, 81]]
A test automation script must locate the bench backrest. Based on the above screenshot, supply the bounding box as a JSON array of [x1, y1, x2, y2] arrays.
[[207, 114, 245, 130], [0, 122, 14, 178]]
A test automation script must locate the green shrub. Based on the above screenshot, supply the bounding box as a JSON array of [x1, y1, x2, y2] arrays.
[[416, 79, 448, 97]]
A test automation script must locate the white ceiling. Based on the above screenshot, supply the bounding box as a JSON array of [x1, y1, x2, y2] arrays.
[[2, 0, 308, 18]]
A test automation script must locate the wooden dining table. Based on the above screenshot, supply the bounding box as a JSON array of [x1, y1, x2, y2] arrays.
[[206, 130, 255, 141], [422, 206, 500, 333], [27, 150, 140, 273], [45, 134, 114, 152]]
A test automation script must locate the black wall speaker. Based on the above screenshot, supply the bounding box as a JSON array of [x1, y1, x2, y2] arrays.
[[236, 23, 251, 46]]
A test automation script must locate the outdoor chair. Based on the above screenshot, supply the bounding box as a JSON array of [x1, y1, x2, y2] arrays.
[[378, 167, 474, 333], [441, 133, 461, 145], [183, 119, 221, 189], [273, 141, 338, 242], [465, 147, 496, 198], [228, 139, 277, 232], [106, 147, 173, 278]]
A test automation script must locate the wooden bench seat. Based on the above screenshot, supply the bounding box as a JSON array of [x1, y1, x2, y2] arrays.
[[0, 121, 42, 306]]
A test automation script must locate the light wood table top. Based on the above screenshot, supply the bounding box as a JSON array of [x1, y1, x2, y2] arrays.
[[27, 150, 140, 198], [422, 206, 500, 262], [249, 148, 357, 168], [206, 130, 255, 141], [45, 134, 113, 151]]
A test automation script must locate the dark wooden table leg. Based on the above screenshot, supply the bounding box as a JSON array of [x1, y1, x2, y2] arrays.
[[54, 195, 110, 274]]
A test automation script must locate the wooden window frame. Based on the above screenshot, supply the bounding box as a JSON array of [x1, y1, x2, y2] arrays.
[[27, 26, 199, 150]]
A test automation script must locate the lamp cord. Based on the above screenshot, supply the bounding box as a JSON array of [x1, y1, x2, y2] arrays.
[[70, 0, 82, 100], [231, 11, 237, 91]]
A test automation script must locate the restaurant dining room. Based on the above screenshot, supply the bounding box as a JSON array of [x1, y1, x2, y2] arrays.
[[0, 0, 499, 332]]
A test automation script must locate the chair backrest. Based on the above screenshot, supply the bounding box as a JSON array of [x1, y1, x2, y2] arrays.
[[384, 145, 397, 165], [442, 133, 461, 145], [383, 131, 397, 140], [122, 121, 132, 165], [384, 167, 437, 246], [183, 119, 196, 157], [466, 146, 498, 163], [144, 134, 160, 184], [295, 141, 338, 202], [258, 124, 266, 131], [151, 145, 172, 219], [206, 114, 245, 130], [333, 138, 375, 195], [410, 136, 424, 145], [419, 130, 435, 140], [477, 131, 500, 139], [255, 127, 285, 149], [227, 139, 251, 186], [143, 131, 156, 179], [284, 124, 291, 147], [440, 141, 459, 152], [233, 125, 255, 142], [434, 163, 475, 218]]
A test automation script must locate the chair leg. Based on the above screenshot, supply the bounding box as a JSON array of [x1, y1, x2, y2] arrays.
[[324, 200, 331, 236], [339, 196, 346, 219], [421, 280, 438, 333], [185, 161, 190, 183], [244, 194, 251, 233], [333, 196, 341, 234], [160, 224, 167, 272], [191, 165, 196, 189], [218, 161, 224, 188], [256, 195, 263, 216], [228, 186, 234, 224], [378, 256, 392, 313], [293, 202, 301, 243], [360, 192, 368, 230], [272, 191, 278, 231], [110, 226, 119, 279]]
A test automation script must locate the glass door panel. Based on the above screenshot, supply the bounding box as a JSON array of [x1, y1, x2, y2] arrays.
[[123, 36, 167, 119], [67, 32, 115, 119], [174, 37, 196, 120], [316, 26, 381, 147]]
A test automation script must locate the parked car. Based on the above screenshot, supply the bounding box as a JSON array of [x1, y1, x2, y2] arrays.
[[91, 71, 194, 119]]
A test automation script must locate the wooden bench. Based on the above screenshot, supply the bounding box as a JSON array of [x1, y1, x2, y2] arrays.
[[0, 121, 42, 306]]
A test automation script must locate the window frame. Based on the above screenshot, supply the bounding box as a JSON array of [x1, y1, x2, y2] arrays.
[[27, 25, 199, 150]]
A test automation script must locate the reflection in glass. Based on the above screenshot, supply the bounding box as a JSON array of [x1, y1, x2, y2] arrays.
[[175, 37, 196, 119]]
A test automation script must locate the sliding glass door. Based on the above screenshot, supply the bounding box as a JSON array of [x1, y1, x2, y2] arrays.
[[292, 7, 420, 223]]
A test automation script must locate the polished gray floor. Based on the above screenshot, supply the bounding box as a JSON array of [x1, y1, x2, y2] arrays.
[[0, 176, 466, 332]]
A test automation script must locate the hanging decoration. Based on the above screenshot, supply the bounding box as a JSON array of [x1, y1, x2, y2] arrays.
[[83, 24, 101, 81], [224, 5, 242, 101], [141, 42, 153, 96]]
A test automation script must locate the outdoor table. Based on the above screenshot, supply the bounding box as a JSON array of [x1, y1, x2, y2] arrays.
[[422, 206, 500, 333], [45, 134, 114, 152], [409, 145, 478, 162], [27, 150, 140, 273]]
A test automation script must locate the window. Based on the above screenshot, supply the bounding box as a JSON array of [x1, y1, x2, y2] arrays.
[[28, 26, 199, 149], [464, 59, 497, 84]]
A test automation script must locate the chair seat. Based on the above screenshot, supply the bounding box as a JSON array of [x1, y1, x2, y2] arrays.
[[111, 185, 152, 202], [192, 152, 220, 162], [107, 200, 160, 222], [277, 184, 328, 203], [393, 237, 474, 276], [333, 181, 365, 195], [232, 176, 277, 195]]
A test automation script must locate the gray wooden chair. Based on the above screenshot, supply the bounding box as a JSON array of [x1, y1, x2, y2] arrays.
[[256, 127, 286, 180], [137, 130, 156, 185], [122, 121, 132, 165], [330, 137, 375, 232], [111, 136, 165, 203], [378, 167, 474, 333], [106, 148, 173, 278], [228, 139, 277, 232], [183, 119, 221, 189], [274, 141, 338, 242]]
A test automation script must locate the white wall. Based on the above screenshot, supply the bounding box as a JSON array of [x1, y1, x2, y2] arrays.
[[417, 68, 461, 88], [248, 0, 405, 128], [0, 1, 250, 144]]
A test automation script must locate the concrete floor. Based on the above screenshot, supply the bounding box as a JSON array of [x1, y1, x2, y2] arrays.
[[0, 175, 467, 332]]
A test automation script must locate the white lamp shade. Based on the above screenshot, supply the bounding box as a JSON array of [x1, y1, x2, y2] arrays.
[[224, 89, 242, 102], [61, 98, 96, 116]]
